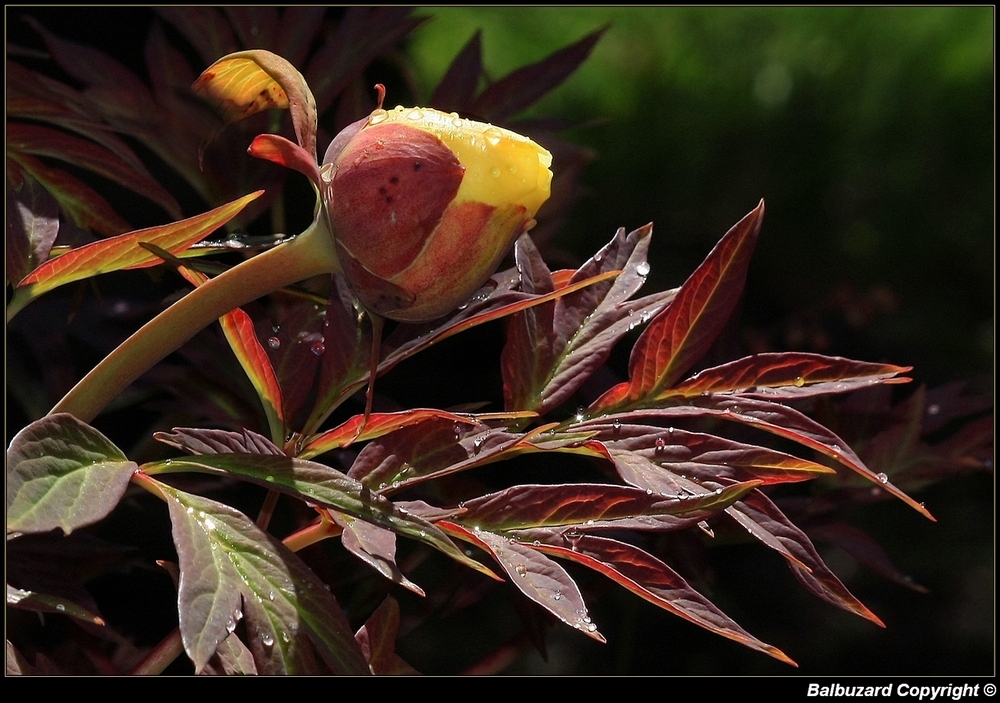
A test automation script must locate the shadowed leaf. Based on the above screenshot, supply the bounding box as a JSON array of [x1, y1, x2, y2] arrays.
[[356, 596, 420, 675], [728, 491, 885, 626], [332, 513, 424, 596], [6, 414, 135, 535], [6, 584, 104, 626], [473, 27, 607, 122], [6, 175, 59, 285], [809, 522, 928, 593], [154, 427, 283, 456], [430, 31, 483, 113], [591, 201, 765, 411]]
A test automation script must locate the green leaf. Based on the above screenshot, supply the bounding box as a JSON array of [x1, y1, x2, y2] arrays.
[[6, 414, 136, 535], [156, 480, 369, 674]]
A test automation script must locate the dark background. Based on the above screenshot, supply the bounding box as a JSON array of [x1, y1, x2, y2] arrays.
[[6, 7, 993, 676]]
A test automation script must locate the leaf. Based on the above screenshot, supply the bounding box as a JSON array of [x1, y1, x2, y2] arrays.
[[726, 491, 885, 626], [11, 192, 262, 314], [591, 201, 765, 411], [7, 122, 180, 217], [473, 27, 607, 122], [194, 50, 318, 160], [514, 532, 795, 665], [332, 513, 425, 596], [178, 266, 285, 441], [201, 632, 258, 675], [300, 409, 478, 459], [456, 481, 761, 532], [809, 522, 928, 593], [6, 150, 131, 238], [595, 398, 935, 520], [143, 453, 493, 579], [154, 427, 283, 456], [430, 31, 483, 113], [666, 352, 912, 401], [6, 414, 136, 535], [443, 522, 605, 642], [355, 597, 420, 675], [154, 479, 369, 674], [6, 175, 59, 285], [6, 584, 104, 626], [248, 133, 322, 188]]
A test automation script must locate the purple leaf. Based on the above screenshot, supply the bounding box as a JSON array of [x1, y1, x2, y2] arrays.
[[154, 427, 283, 456]]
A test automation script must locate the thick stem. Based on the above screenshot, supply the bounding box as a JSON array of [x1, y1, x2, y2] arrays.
[[49, 221, 338, 423]]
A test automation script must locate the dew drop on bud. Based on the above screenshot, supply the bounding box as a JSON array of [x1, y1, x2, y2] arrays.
[[490, 167, 502, 179], [368, 109, 388, 125], [406, 108, 424, 121], [484, 127, 504, 146]]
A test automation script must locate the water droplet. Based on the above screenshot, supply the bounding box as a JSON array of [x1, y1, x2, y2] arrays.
[[927, 403, 940, 415], [553, 591, 562, 601], [56, 603, 66, 612], [186, 506, 194, 514], [265, 475, 275, 483], [627, 308, 635, 317], [646, 488, 653, 495], [261, 633, 275, 648], [533, 540, 541, 547], [793, 376, 805, 387], [876, 472, 889, 484], [406, 108, 424, 121], [640, 311, 651, 324], [515, 564, 527, 577], [310, 340, 325, 356], [587, 623, 598, 632], [636, 261, 650, 276], [575, 407, 586, 423], [319, 163, 334, 183], [268, 591, 276, 601], [473, 437, 484, 454], [281, 631, 290, 643], [612, 418, 621, 431], [490, 166, 502, 179], [267, 336, 280, 349], [451, 115, 464, 128], [594, 252, 603, 263], [484, 127, 504, 146], [226, 618, 236, 634], [368, 108, 388, 125], [654, 437, 666, 452], [453, 422, 463, 439]]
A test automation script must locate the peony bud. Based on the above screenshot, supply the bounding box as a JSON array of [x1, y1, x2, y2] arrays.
[[322, 105, 552, 322]]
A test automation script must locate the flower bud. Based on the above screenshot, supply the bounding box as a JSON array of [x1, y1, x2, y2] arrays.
[[322, 105, 552, 322]]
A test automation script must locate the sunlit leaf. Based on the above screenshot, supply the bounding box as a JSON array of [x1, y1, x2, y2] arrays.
[[300, 409, 478, 459], [6, 584, 104, 626], [154, 426, 283, 456], [142, 453, 493, 579], [178, 266, 285, 441], [153, 479, 369, 674], [11, 192, 262, 315], [332, 512, 425, 596], [442, 522, 605, 642], [666, 352, 911, 401], [591, 201, 765, 411], [6, 414, 135, 535], [512, 531, 795, 665], [194, 49, 317, 159]]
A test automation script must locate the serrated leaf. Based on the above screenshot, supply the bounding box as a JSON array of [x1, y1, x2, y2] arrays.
[[355, 597, 420, 675], [666, 352, 911, 401], [443, 522, 604, 642], [201, 631, 258, 675], [6, 414, 135, 535], [727, 491, 884, 626], [178, 266, 285, 440], [143, 454, 492, 578], [591, 201, 765, 411], [11, 192, 262, 313], [511, 532, 795, 665], [154, 480, 369, 674]]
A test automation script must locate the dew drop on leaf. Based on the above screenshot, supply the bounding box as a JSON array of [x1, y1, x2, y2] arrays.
[[267, 337, 281, 349], [636, 261, 650, 276], [261, 633, 275, 648], [515, 564, 527, 577], [876, 472, 889, 484], [310, 340, 325, 356], [56, 603, 66, 612]]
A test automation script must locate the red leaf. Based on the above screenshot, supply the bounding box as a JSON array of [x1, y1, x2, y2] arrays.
[[333, 513, 424, 597], [591, 201, 765, 411], [667, 352, 911, 400], [430, 31, 484, 114], [301, 409, 478, 459], [355, 597, 420, 675], [520, 532, 796, 665], [248, 134, 322, 188]]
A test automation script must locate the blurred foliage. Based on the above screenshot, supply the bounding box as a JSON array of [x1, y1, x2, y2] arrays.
[[409, 7, 993, 388]]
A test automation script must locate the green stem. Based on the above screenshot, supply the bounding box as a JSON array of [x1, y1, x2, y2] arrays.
[[49, 220, 338, 423]]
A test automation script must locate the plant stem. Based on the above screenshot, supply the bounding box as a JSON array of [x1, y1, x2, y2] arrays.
[[49, 220, 338, 423], [131, 628, 185, 675]]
